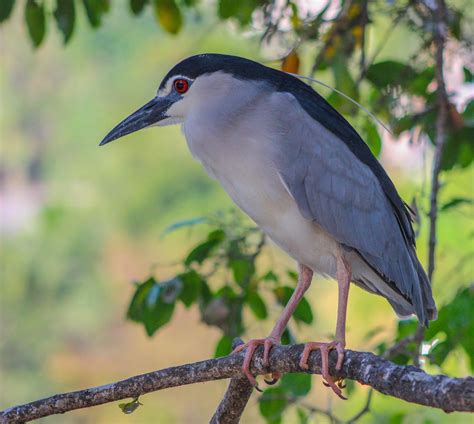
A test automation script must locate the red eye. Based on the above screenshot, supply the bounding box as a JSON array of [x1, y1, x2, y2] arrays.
[[173, 78, 189, 94]]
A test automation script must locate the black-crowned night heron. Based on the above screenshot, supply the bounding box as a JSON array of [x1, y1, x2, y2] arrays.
[[100, 54, 437, 397]]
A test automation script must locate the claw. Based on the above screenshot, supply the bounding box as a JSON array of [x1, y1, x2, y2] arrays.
[[232, 337, 280, 388], [299, 340, 346, 399], [264, 370, 281, 385]]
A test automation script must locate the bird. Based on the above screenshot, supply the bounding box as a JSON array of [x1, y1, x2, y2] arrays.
[[100, 53, 437, 397]]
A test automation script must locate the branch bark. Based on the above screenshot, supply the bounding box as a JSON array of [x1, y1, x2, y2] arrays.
[[1, 345, 472, 423]]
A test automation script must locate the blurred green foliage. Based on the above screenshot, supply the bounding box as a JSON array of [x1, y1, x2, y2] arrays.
[[127, 216, 315, 354], [1, 1, 473, 423]]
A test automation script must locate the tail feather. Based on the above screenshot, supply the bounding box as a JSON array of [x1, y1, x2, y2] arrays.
[[415, 256, 438, 322], [350, 249, 437, 326]]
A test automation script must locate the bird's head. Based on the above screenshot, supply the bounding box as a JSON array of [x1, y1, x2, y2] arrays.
[[99, 53, 281, 146]]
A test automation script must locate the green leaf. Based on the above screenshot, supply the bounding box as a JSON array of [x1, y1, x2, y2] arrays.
[[463, 101, 474, 126], [389, 413, 405, 424], [391, 352, 411, 365], [143, 294, 175, 336], [54, 0, 75, 43], [344, 379, 356, 395], [463, 67, 473, 84], [199, 279, 213, 306], [127, 277, 179, 336], [376, 341, 387, 356], [425, 286, 474, 371], [218, 0, 238, 19], [274, 286, 313, 324], [393, 115, 415, 136], [331, 55, 358, 114], [218, 0, 260, 25], [296, 408, 309, 424], [246, 290, 268, 320], [396, 318, 417, 341], [178, 270, 203, 307], [185, 229, 225, 265], [25, 0, 46, 47], [293, 298, 312, 324], [230, 258, 255, 287], [130, 0, 148, 15], [0, 0, 15, 23], [118, 397, 142, 414], [214, 334, 233, 357], [259, 387, 288, 424], [281, 327, 296, 345], [153, 0, 182, 34], [409, 67, 434, 96], [82, 0, 110, 28], [127, 278, 156, 322], [441, 126, 474, 171], [262, 270, 279, 282], [448, 9, 462, 40], [185, 240, 218, 265], [280, 373, 311, 397], [428, 341, 452, 367], [366, 61, 415, 89], [440, 197, 473, 212], [363, 119, 382, 157]]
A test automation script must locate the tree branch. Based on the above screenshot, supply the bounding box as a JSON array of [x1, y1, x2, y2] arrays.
[[209, 375, 254, 424], [210, 338, 254, 424], [1, 345, 472, 423]]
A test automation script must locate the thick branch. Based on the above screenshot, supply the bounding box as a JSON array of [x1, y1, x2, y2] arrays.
[[1, 345, 472, 423], [209, 375, 254, 424]]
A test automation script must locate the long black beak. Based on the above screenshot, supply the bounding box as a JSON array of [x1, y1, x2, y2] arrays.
[[99, 97, 172, 146]]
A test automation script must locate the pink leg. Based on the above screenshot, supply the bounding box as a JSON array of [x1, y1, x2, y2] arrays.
[[299, 255, 351, 398], [233, 264, 313, 387]]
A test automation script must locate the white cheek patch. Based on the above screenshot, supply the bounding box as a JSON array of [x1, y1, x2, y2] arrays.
[[165, 99, 188, 121]]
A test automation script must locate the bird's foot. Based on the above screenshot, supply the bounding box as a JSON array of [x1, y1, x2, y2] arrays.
[[299, 340, 346, 399], [232, 337, 281, 389]]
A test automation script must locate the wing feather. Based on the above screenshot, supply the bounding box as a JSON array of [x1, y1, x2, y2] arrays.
[[270, 92, 429, 322]]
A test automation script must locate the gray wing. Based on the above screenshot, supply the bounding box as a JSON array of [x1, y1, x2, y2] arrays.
[[270, 92, 425, 320]]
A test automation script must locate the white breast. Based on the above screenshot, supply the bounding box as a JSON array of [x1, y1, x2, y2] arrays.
[[182, 116, 341, 278]]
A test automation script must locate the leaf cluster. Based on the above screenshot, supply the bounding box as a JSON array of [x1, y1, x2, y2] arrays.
[[126, 216, 314, 363]]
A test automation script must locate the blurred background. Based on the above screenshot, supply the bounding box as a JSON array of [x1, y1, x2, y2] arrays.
[[1, 1, 473, 423]]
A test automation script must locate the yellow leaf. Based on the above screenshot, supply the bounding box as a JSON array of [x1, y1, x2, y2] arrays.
[[153, 0, 182, 35], [281, 50, 300, 74]]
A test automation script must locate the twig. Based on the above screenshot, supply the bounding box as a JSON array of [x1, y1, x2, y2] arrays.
[[1, 346, 473, 423], [346, 389, 373, 423], [382, 334, 417, 360], [427, 0, 449, 282], [414, 0, 450, 365]]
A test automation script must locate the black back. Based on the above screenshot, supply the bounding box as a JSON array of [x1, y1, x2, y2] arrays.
[[162, 54, 415, 249]]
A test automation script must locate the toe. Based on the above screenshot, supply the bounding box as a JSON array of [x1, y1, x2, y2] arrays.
[[243, 367, 257, 387], [335, 342, 345, 370], [263, 339, 275, 367], [232, 343, 247, 354]]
